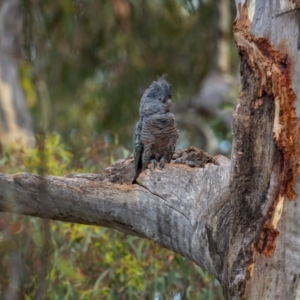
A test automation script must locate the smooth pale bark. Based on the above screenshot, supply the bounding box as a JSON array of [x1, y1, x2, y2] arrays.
[[0, 0, 34, 148]]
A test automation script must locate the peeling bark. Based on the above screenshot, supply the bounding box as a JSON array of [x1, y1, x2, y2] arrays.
[[226, 1, 300, 299]]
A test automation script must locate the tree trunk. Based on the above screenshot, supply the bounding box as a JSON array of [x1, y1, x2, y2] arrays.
[[0, 0, 34, 149], [229, 1, 300, 299], [0, 1, 300, 299]]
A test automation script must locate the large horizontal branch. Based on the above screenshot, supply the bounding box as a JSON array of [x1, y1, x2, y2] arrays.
[[0, 148, 231, 280]]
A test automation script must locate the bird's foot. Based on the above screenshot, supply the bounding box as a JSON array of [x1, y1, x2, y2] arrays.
[[159, 157, 165, 169], [151, 159, 157, 169]]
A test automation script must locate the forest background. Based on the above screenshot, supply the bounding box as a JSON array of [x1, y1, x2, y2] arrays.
[[0, 0, 239, 299]]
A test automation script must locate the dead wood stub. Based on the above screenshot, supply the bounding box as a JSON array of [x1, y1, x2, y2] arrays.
[[171, 146, 217, 167], [88, 147, 218, 185]]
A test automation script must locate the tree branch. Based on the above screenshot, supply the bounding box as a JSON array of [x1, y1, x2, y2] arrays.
[[0, 148, 231, 280]]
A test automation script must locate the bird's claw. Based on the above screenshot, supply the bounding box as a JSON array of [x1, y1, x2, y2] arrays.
[[151, 159, 157, 170], [159, 157, 165, 169]]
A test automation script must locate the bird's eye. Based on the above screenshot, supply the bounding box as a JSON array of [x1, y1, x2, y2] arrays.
[[169, 84, 172, 90]]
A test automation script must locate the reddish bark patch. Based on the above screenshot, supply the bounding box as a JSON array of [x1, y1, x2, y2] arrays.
[[254, 224, 280, 256], [257, 40, 300, 200], [234, 5, 300, 260], [235, 10, 300, 202]]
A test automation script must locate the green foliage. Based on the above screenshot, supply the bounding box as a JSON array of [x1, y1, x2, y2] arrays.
[[0, 0, 237, 298], [0, 136, 223, 299], [0, 133, 73, 175], [23, 0, 233, 152]]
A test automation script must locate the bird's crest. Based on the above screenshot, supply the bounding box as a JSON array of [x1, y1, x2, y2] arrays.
[[158, 74, 168, 81]]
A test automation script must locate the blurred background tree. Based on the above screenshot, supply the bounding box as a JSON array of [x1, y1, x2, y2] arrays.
[[0, 0, 34, 149], [0, 0, 238, 299], [22, 0, 238, 165]]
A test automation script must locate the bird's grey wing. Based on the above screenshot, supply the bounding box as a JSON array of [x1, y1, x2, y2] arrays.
[[164, 113, 179, 162], [141, 113, 174, 169], [141, 115, 161, 170], [143, 113, 178, 163]]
